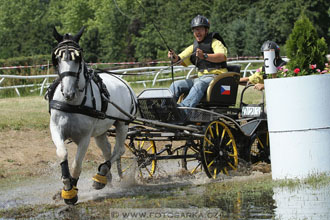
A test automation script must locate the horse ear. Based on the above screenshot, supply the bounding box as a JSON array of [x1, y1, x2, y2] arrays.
[[53, 27, 63, 43], [73, 26, 85, 43]]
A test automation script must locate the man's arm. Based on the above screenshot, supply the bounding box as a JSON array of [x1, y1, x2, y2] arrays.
[[196, 48, 227, 62]]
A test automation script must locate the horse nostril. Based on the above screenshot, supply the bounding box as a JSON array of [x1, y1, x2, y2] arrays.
[[64, 92, 75, 100]]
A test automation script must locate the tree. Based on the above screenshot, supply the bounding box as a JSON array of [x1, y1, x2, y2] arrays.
[[0, 0, 54, 58], [243, 8, 270, 56], [285, 14, 328, 73]]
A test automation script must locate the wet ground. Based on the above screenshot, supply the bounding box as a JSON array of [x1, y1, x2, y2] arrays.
[[0, 160, 329, 220]]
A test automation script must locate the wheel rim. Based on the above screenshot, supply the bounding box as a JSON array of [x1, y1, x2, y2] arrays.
[[250, 132, 270, 163], [202, 121, 238, 179], [121, 140, 157, 179]]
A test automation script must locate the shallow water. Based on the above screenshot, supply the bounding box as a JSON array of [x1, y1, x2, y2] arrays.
[[0, 160, 330, 219]]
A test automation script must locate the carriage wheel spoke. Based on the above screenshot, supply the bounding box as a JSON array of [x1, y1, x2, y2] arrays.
[[145, 167, 153, 177], [257, 137, 264, 149], [226, 139, 232, 146], [221, 129, 225, 139], [208, 126, 214, 139], [223, 167, 228, 175], [207, 160, 215, 168], [146, 144, 153, 152], [213, 168, 217, 179], [191, 162, 201, 174], [125, 143, 135, 153], [228, 162, 236, 170], [204, 137, 214, 146], [122, 163, 134, 173], [190, 147, 199, 153]]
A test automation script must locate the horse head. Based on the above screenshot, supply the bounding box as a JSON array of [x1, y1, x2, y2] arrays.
[[52, 27, 85, 101]]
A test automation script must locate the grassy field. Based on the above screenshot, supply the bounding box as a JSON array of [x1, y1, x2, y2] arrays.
[[0, 95, 49, 131]]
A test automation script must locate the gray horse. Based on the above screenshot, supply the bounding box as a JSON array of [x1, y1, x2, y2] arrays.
[[48, 27, 136, 204]]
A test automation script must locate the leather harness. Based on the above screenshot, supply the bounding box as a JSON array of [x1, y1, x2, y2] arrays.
[[46, 41, 136, 123]]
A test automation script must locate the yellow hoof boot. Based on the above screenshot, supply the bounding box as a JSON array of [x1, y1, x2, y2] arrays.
[[92, 173, 107, 185], [62, 186, 78, 202]]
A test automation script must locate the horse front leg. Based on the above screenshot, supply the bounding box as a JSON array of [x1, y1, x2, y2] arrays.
[[50, 126, 78, 205], [61, 136, 91, 202]]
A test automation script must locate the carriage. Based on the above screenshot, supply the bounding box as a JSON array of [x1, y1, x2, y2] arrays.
[[110, 69, 269, 180], [49, 27, 269, 205]]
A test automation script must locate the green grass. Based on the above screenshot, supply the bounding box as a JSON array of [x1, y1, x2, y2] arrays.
[[0, 95, 49, 131]]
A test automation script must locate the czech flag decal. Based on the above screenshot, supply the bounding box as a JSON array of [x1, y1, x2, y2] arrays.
[[220, 85, 231, 95]]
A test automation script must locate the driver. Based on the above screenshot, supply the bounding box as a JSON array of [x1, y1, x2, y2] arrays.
[[168, 15, 228, 108], [240, 40, 287, 90]]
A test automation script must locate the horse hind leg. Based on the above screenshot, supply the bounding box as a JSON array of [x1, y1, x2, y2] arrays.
[[92, 133, 112, 190], [111, 122, 128, 176], [92, 122, 128, 188]]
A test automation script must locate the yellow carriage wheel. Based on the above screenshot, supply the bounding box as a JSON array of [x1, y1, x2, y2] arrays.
[[250, 132, 270, 164], [202, 121, 238, 179], [120, 140, 157, 180]]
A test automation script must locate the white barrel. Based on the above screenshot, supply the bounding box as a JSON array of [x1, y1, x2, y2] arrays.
[[265, 75, 330, 179], [263, 50, 277, 74], [273, 185, 330, 219]]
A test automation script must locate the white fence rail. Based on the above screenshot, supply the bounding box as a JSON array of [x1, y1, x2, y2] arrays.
[[0, 60, 264, 97]]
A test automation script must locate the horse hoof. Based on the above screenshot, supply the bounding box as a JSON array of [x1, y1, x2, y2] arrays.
[[61, 186, 78, 205], [92, 173, 107, 190], [93, 181, 106, 190], [64, 196, 78, 205]]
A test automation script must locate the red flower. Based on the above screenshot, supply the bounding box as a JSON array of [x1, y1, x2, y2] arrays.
[[310, 64, 317, 69], [294, 68, 300, 74]]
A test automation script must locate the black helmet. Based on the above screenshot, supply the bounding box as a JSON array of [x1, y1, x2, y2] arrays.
[[191, 15, 210, 29], [260, 40, 280, 53]]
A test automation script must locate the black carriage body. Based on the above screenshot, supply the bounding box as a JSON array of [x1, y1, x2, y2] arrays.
[[115, 72, 270, 180], [137, 88, 182, 123]]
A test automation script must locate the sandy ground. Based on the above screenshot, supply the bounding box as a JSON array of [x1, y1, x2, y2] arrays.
[[0, 129, 105, 178]]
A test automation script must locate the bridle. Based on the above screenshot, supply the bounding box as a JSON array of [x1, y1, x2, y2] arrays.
[[52, 40, 86, 96]]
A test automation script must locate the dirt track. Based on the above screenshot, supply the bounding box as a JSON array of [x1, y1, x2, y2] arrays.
[[0, 129, 104, 178]]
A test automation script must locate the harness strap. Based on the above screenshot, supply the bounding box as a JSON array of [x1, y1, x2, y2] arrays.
[[50, 100, 133, 123], [59, 71, 79, 78], [91, 72, 110, 113]]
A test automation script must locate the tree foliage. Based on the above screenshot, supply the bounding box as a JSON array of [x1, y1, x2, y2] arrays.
[[286, 15, 328, 72], [0, 0, 329, 63]]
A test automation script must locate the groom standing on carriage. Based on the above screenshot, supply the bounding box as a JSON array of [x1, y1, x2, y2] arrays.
[[168, 15, 228, 108]]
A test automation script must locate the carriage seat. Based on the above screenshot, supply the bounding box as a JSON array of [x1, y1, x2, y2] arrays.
[[198, 65, 241, 107]]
